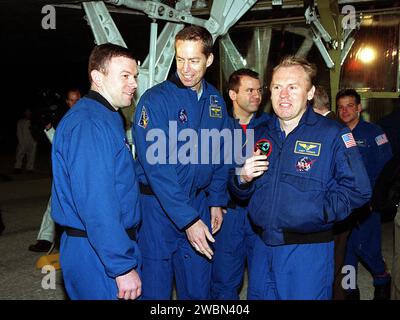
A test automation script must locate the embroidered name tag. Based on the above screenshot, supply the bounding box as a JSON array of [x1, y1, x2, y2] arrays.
[[294, 141, 321, 156], [209, 95, 222, 118], [210, 105, 222, 118]]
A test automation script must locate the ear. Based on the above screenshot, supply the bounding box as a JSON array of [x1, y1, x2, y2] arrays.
[[356, 103, 363, 113], [206, 53, 214, 68], [307, 85, 316, 101], [90, 69, 103, 87], [228, 89, 237, 102]]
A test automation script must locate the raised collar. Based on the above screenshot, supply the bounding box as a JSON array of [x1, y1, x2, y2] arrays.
[[85, 90, 117, 112]]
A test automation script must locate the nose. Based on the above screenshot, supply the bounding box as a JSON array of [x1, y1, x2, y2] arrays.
[[130, 77, 138, 89], [182, 60, 190, 73], [279, 87, 289, 98]]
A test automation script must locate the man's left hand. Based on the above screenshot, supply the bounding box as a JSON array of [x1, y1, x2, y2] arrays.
[[210, 206, 223, 234]]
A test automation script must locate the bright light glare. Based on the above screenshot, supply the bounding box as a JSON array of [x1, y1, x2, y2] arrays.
[[358, 47, 376, 63]]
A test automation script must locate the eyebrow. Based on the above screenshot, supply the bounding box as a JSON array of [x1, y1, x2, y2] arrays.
[[176, 56, 201, 60], [270, 81, 300, 86], [120, 69, 138, 75]]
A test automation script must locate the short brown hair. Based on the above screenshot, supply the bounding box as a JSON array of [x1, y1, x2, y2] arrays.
[[272, 55, 317, 88], [228, 68, 260, 93], [336, 88, 361, 105], [88, 43, 136, 82], [312, 86, 330, 111], [175, 25, 213, 57]]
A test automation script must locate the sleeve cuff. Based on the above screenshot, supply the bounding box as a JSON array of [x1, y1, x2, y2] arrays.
[[236, 175, 252, 189], [182, 216, 200, 231]]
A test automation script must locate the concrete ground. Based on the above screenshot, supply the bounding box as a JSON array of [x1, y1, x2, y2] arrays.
[[0, 147, 394, 300]]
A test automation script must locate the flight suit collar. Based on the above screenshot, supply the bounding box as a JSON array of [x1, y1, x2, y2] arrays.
[[168, 72, 208, 99], [86, 90, 117, 112]]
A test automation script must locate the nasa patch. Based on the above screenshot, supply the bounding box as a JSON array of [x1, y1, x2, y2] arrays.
[[178, 108, 188, 123], [295, 156, 316, 172]]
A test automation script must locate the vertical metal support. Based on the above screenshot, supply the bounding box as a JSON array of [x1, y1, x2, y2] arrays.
[[254, 28, 262, 75], [397, 26, 400, 92], [136, 22, 184, 100], [318, 0, 342, 110], [246, 27, 272, 82], [148, 20, 158, 88], [329, 48, 341, 112]]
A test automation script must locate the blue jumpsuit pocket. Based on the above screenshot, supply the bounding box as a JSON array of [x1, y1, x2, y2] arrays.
[[277, 173, 327, 232]]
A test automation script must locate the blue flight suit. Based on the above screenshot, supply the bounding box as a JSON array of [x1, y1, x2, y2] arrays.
[[133, 74, 229, 300], [229, 106, 372, 299], [51, 91, 141, 300], [345, 119, 392, 287], [211, 111, 270, 300], [377, 109, 400, 156]]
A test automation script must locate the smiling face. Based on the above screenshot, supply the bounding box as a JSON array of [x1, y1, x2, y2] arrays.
[[175, 40, 213, 93], [229, 75, 262, 122], [337, 95, 362, 130], [91, 56, 138, 110], [270, 65, 315, 124]]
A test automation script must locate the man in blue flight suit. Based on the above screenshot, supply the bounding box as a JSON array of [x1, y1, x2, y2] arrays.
[[133, 25, 229, 299], [229, 56, 371, 300], [377, 97, 400, 157], [51, 43, 142, 300], [211, 69, 269, 299], [337, 89, 392, 300]]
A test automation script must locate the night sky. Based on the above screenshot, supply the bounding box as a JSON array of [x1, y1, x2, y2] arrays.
[[1, 1, 152, 148]]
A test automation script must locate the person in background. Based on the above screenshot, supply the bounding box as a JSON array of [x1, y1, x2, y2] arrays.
[[337, 88, 392, 300], [28, 88, 81, 253], [377, 97, 400, 157], [14, 109, 37, 174], [51, 43, 141, 300], [312, 85, 336, 120], [211, 68, 269, 299], [312, 85, 349, 299]]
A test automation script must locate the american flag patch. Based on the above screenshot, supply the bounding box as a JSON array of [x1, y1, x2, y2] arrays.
[[375, 133, 389, 146], [342, 133, 356, 148]]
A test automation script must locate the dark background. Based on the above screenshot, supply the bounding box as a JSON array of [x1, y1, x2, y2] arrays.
[[1, 0, 154, 150]]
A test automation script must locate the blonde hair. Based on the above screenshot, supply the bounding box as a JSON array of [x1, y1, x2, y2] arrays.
[[272, 55, 317, 88]]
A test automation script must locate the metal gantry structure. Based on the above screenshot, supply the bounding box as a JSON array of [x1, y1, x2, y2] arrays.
[[72, 0, 398, 112]]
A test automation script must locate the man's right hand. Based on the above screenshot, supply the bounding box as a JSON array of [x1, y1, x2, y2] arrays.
[[240, 149, 269, 184], [185, 219, 214, 259], [115, 269, 141, 300]]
